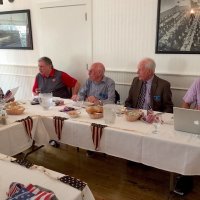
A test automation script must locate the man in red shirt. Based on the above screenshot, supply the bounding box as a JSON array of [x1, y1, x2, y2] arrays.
[[32, 57, 80, 99]]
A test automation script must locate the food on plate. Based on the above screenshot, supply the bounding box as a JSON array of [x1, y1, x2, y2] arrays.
[[67, 110, 81, 118], [60, 106, 75, 112], [53, 99, 65, 106]]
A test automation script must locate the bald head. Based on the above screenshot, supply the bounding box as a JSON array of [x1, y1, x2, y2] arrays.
[[137, 58, 156, 81], [88, 62, 105, 82]]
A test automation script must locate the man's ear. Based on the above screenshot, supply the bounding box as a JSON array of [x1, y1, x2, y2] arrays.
[[148, 68, 154, 76]]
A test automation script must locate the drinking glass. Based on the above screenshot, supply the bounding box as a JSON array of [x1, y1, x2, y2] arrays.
[[152, 114, 162, 134], [115, 101, 124, 117], [103, 104, 116, 124], [38, 93, 53, 110]]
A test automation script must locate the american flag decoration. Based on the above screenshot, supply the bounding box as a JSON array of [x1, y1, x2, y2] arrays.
[[16, 116, 33, 139], [141, 109, 163, 124], [3, 90, 12, 102], [11, 158, 33, 169], [53, 116, 67, 140], [59, 175, 87, 191], [7, 182, 57, 200], [91, 123, 107, 151], [7, 182, 24, 198]]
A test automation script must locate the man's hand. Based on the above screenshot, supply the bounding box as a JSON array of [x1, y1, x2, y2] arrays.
[[86, 96, 101, 105], [71, 94, 79, 101]]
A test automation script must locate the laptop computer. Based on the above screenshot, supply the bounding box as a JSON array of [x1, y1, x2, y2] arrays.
[[174, 107, 200, 135]]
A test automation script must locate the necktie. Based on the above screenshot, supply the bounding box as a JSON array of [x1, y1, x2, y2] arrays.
[[137, 81, 146, 109]]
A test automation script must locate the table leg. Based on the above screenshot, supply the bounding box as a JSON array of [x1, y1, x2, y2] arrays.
[[169, 172, 175, 192]]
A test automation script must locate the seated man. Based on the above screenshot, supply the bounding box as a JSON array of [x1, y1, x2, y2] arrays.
[[77, 62, 115, 105], [125, 58, 173, 113], [182, 78, 200, 109], [176, 79, 200, 195], [32, 57, 80, 99]]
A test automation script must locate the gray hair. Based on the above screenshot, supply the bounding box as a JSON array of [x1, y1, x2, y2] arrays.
[[143, 58, 156, 72], [38, 57, 53, 67]]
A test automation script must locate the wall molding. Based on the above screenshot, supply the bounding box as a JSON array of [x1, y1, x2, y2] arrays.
[[114, 81, 188, 91], [0, 73, 35, 78], [0, 64, 37, 68], [106, 69, 200, 77]]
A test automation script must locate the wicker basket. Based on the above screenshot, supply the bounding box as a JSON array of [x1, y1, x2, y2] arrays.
[[6, 107, 25, 115], [89, 112, 103, 119], [125, 110, 142, 122]]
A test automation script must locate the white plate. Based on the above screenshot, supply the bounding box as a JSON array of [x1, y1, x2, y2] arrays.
[[72, 101, 94, 107], [83, 102, 94, 106]]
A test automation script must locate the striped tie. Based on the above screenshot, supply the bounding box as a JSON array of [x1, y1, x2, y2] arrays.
[[137, 81, 147, 109]]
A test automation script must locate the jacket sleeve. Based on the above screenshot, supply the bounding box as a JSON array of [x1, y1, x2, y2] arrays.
[[162, 82, 173, 113], [125, 79, 135, 108]]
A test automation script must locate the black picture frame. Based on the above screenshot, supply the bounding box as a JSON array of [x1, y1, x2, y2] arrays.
[[156, 0, 200, 54], [0, 9, 33, 50]]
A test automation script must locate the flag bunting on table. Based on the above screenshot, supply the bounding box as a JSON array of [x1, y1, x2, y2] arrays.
[[7, 182, 57, 200], [11, 158, 33, 169], [91, 123, 107, 151], [16, 116, 33, 139], [53, 116, 67, 140], [59, 175, 87, 191]]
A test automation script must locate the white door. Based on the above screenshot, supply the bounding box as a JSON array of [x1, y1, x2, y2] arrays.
[[39, 1, 91, 85]]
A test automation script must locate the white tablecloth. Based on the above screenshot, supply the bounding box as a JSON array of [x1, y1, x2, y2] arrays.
[[1, 99, 200, 175], [0, 117, 39, 156], [0, 154, 95, 200]]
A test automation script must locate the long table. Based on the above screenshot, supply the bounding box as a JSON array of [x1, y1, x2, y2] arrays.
[[0, 153, 95, 200], [1, 99, 200, 176]]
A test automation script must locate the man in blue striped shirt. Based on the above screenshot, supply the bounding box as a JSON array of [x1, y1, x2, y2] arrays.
[[77, 62, 115, 105]]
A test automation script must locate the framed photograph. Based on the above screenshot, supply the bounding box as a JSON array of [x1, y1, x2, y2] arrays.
[[0, 9, 33, 49], [156, 0, 200, 54]]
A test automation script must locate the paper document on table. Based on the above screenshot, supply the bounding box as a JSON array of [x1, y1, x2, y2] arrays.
[[3, 87, 19, 102]]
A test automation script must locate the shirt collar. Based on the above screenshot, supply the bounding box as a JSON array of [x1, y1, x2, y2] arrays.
[[146, 75, 154, 84], [101, 76, 106, 82], [42, 68, 55, 78]]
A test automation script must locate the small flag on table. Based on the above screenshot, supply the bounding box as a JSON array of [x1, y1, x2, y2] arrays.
[[91, 123, 107, 151], [16, 116, 33, 139], [53, 116, 67, 140]]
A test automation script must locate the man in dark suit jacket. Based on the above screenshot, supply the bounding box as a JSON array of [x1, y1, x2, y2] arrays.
[[125, 58, 173, 113]]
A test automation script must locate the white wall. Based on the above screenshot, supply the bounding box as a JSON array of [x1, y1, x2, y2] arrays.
[[0, 0, 39, 66], [0, 0, 199, 104], [92, 0, 200, 76]]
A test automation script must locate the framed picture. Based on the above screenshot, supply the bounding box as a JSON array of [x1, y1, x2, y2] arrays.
[[0, 9, 33, 50], [156, 0, 200, 54]]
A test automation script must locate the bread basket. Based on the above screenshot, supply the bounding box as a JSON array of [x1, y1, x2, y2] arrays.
[[6, 107, 25, 115], [5, 101, 25, 115], [86, 106, 103, 114], [86, 106, 103, 119], [125, 109, 142, 122], [89, 112, 103, 119]]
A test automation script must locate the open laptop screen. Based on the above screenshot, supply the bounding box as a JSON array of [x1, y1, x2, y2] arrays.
[[174, 107, 200, 135]]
